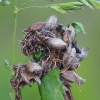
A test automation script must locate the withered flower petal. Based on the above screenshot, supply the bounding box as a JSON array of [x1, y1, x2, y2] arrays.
[[61, 71, 86, 84]]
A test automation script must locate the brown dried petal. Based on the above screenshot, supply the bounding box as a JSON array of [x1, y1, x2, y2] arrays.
[[33, 75, 41, 84], [63, 48, 76, 69], [24, 22, 45, 32], [20, 67, 31, 86], [63, 86, 74, 100], [67, 48, 76, 65], [25, 62, 42, 73], [68, 25, 75, 41], [61, 71, 86, 84]]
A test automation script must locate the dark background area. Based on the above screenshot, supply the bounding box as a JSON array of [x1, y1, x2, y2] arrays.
[[0, 0, 100, 100]]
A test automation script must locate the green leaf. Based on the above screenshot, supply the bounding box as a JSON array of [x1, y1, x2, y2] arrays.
[[59, 4, 81, 10], [50, 5, 66, 14], [39, 68, 65, 100], [0, 61, 11, 71], [78, 0, 94, 9], [88, 0, 100, 9], [4, 59, 10, 66], [33, 50, 44, 61], [71, 22, 87, 34], [59, 2, 83, 10], [75, 28, 82, 34]]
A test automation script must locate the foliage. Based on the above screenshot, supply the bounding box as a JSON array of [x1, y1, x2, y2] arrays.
[[39, 68, 65, 100], [71, 22, 87, 35]]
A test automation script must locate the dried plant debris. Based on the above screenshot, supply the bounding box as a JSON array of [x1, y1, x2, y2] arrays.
[[10, 62, 42, 100], [10, 15, 88, 100]]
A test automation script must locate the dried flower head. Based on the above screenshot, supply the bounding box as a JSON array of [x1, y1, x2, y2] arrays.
[[11, 15, 88, 100]]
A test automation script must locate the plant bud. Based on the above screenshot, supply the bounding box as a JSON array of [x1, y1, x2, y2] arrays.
[[25, 62, 42, 73], [47, 38, 67, 49], [45, 15, 57, 31], [66, 48, 76, 66]]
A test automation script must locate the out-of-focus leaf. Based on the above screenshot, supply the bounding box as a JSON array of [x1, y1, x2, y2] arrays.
[[75, 28, 82, 34], [0, 0, 10, 6], [0, 61, 11, 71], [59, 2, 83, 6], [50, 5, 66, 14], [71, 22, 87, 34], [59, 4, 81, 10], [59, 2, 83, 10], [48, 0, 100, 13], [88, 0, 100, 9], [58, 2, 83, 9], [78, 0, 94, 9], [4, 59, 10, 66], [39, 68, 65, 100]]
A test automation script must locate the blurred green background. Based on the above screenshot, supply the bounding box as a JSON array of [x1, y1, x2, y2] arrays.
[[0, 0, 100, 100]]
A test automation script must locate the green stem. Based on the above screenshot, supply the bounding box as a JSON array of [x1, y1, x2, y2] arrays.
[[12, 11, 17, 100], [10, 3, 15, 9], [0, 62, 11, 71], [12, 1, 17, 100], [13, 11, 17, 64], [19, 5, 47, 11], [18, 0, 33, 9], [23, 56, 32, 64], [14, 0, 17, 7]]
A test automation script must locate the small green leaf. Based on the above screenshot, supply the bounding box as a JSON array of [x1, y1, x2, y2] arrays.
[[88, 0, 100, 9], [59, 2, 83, 10], [50, 5, 66, 14], [33, 50, 44, 61], [39, 68, 65, 100], [78, 0, 94, 9], [75, 28, 82, 34], [58, 2, 83, 8], [4, 59, 10, 66], [71, 22, 87, 34], [0, 61, 11, 71], [59, 4, 81, 10]]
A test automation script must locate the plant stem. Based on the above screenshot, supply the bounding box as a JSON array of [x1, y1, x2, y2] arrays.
[[10, 3, 15, 9], [12, 1, 17, 100], [19, 5, 47, 11], [14, 0, 17, 8], [18, 0, 33, 9], [12, 11, 17, 64]]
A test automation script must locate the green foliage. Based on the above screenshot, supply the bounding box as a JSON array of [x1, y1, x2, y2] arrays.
[[48, 0, 100, 14], [88, 0, 100, 9], [39, 68, 65, 100], [78, 0, 100, 9], [48, 2, 83, 13], [78, 0, 94, 9], [0, 0, 10, 6], [33, 50, 44, 61], [0, 60, 11, 71], [59, 2, 83, 10], [71, 22, 87, 34], [50, 5, 66, 14]]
